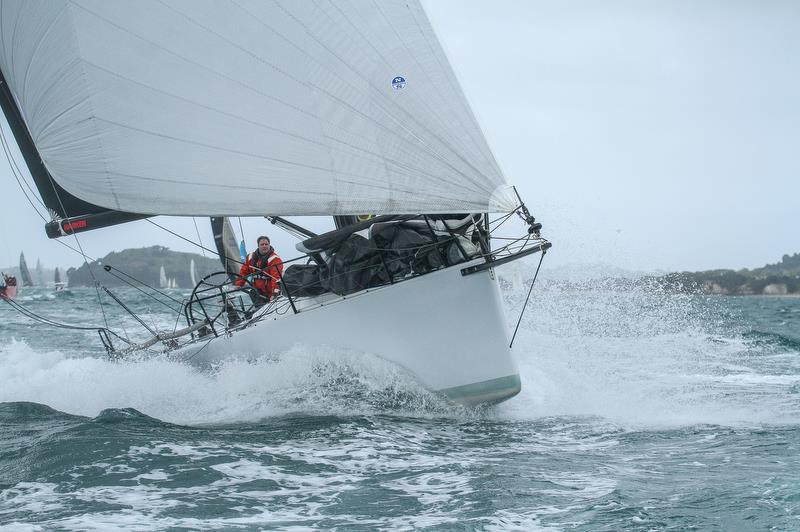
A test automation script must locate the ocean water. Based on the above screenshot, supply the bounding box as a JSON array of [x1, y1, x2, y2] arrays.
[[1, 278, 799, 530]]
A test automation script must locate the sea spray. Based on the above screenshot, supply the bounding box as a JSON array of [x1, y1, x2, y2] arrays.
[[1, 283, 799, 529]]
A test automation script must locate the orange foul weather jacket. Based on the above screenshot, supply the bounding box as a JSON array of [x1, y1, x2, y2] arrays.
[[234, 248, 284, 299]]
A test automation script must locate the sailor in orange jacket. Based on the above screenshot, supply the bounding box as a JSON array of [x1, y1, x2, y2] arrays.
[[235, 235, 283, 304]]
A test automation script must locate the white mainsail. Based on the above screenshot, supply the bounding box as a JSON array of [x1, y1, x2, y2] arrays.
[[0, 0, 516, 217]]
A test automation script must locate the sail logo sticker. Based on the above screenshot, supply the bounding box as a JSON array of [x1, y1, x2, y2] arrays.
[[392, 76, 406, 90]]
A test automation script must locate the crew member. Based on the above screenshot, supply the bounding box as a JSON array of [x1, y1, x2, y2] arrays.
[[235, 235, 283, 305]]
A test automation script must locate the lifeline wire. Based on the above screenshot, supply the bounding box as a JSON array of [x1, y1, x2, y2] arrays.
[[509, 249, 546, 348]]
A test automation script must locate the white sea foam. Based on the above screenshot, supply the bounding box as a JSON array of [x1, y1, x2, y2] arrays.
[[1, 280, 799, 428], [496, 283, 800, 427], [0, 339, 444, 424]]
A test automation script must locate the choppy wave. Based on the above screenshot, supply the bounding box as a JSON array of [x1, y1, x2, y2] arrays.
[[1, 280, 799, 428], [0, 340, 469, 425], [2, 281, 800, 529]]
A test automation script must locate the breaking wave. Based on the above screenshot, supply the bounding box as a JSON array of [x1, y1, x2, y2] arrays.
[[1, 277, 799, 428]]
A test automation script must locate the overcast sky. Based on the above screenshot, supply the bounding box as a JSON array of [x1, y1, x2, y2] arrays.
[[1, 0, 797, 274]]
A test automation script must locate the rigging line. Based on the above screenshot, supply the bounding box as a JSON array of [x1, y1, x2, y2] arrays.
[[102, 286, 158, 337], [509, 250, 547, 349], [0, 127, 49, 220], [102, 266, 184, 312], [146, 218, 246, 268], [182, 337, 214, 363], [0, 123, 48, 212], [2, 297, 110, 332], [488, 211, 517, 233], [237, 217, 245, 247], [48, 233, 179, 312], [192, 217, 207, 257], [38, 156, 112, 335]]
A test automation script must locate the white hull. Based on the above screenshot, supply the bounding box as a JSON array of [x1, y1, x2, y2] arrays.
[[174, 259, 520, 405]]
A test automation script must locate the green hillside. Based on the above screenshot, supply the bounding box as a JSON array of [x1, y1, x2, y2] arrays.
[[658, 253, 800, 295], [67, 246, 222, 288]]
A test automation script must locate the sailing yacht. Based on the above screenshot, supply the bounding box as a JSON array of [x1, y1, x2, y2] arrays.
[[159, 266, 169, 289], [18, 252, 33, 287], [0, 0, 550, 405], [54, 267, 65, 291]]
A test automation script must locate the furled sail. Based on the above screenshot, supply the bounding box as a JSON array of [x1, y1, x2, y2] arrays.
[[0, 0, 517, 217], [211, 217, 243, 278]]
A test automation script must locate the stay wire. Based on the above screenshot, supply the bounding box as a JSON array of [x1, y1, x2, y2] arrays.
[[146, 218, 248, 270], [192, 217, 207, 257], [102, 265, 184, 312], [2, 298, 132, 346], [23, 136, 114, 335], [1, 127, 48, 222], [509, 249, 546, 349], [237, 217, 245, 246]]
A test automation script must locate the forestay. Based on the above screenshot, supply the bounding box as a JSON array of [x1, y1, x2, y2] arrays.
[[0, 0, 517, 217]]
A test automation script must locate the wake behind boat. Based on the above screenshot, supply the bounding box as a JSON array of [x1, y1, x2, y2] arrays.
[[0, 0, 550, 405]]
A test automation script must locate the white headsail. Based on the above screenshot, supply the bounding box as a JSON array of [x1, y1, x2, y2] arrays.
[[0, 0, 516, 217]]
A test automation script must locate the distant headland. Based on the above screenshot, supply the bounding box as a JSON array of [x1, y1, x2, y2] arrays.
[[66, 246, 222, 288], [656, 253, 800, 295]]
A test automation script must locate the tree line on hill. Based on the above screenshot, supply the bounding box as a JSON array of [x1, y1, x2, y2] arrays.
[[67, 246, 223, 288], [655, 252, 800, 295]]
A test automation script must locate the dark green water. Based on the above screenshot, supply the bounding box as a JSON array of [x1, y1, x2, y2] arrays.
[[1, 284, 799, 530]]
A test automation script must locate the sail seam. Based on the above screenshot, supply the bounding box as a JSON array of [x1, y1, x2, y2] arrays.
[[238, 1, 490, 196], [72, 1, 479, 201], [89, 115, 482, 197], [341, 0, 489, 181], [21, 4, 69, 125], [279, 1, 490, 196], [62, 1, 121, 210]]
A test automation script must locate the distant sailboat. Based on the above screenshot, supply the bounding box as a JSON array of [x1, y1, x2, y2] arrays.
[[159, 265, 168, 289], [18, 252, 33, 287], [35, 258, 43, 286], [189, 259, 198, 287], [54, 267, 65, 291]]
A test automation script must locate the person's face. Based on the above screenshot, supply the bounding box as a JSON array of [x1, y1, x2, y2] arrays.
[[258, 239, 270, 253]]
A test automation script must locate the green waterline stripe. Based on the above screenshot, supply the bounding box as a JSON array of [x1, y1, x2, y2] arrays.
[[439, 373, 522, 404]]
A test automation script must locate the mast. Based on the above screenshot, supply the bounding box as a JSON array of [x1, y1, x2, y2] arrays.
[[0, 67, 150, 238]]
